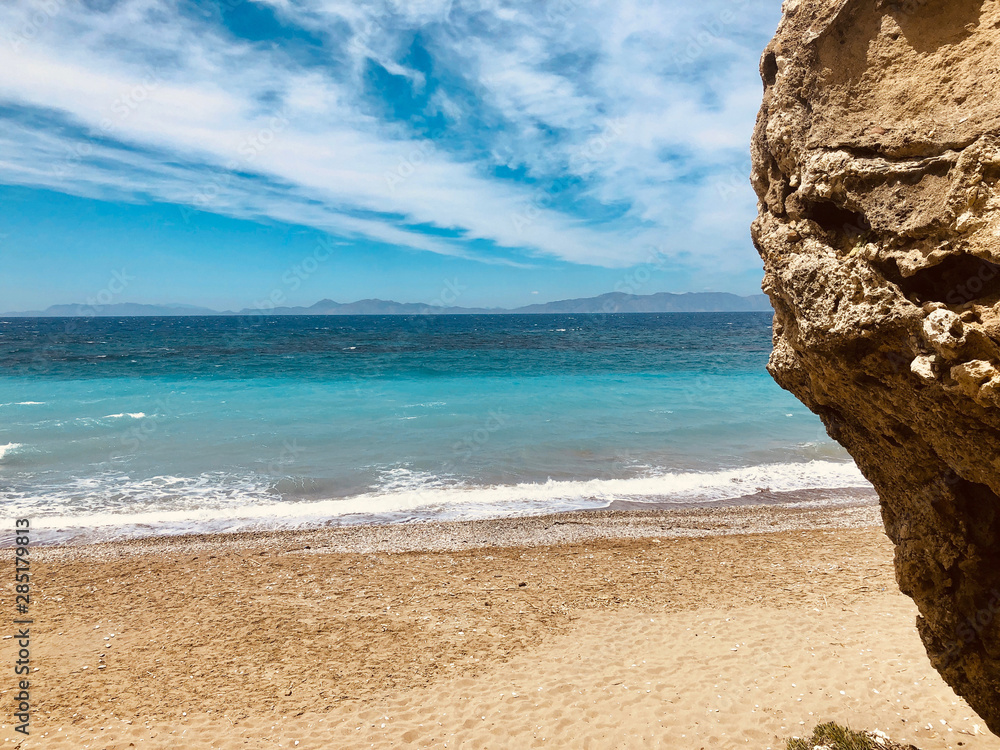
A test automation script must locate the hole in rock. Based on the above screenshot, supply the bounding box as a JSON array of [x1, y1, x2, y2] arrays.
[[804, 200, 871, 237], [761, 52, 778, 87], [948, 475, 1000, 550], [895, 254, 1000, 306]]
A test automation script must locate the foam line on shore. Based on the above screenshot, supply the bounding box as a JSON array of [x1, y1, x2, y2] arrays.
[[15, 460, 873, 542]]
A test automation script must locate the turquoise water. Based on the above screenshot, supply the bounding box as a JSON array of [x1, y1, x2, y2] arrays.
[[0, 313, 869, 542]]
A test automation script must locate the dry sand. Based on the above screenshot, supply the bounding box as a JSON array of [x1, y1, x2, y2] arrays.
[[1, 503, 997, 749]]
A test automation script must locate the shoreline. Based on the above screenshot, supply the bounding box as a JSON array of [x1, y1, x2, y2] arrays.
[[21, 488, 880, 558]]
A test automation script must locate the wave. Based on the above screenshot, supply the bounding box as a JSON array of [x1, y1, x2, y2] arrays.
[[102, 412, 147, 420], [0, 443, 22, 460], [0, 402, 45, 407], [13, 460, 871, 537], [355, 461, 870, 511]]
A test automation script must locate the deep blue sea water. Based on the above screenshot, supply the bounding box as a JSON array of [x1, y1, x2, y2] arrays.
[[0, 313, 871, 543]]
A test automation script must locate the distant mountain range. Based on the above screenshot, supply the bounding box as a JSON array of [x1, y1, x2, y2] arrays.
[[3, 292, 772, 317]]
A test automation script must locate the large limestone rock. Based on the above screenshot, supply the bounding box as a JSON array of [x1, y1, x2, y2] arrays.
[[751, 0, 1000, 730]]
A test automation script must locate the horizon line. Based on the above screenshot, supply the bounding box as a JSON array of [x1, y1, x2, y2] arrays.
[[4, 290, 770, 317]]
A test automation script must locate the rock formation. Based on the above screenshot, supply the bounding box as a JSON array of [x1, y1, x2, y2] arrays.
[[751, 0, 1000, 731]]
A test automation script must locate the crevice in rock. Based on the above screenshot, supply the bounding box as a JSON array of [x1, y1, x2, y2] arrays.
[[821, 138, 978, 162], [884, 420, 918, 449], [804, 200, 871, 237], [891, 254, 1000, 306], [856, 373, 884, 390]]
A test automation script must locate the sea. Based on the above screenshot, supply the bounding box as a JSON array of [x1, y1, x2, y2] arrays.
[[0, 313, 874, 544]]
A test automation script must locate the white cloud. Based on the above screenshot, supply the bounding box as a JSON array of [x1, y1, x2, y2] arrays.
[[0, 0, 782, 273]]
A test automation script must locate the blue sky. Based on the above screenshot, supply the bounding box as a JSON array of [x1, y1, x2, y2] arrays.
[[0, 0, 782, 311]]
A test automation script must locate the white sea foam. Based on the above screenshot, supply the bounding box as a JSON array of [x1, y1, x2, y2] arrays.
[[102, 413, 147, 420], [20, 461, 872, 537], [0, 443, 22, 460], [0, 402, 44, 407]]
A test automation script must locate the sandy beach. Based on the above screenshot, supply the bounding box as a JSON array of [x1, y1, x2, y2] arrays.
[[2, 502, 996, 749]]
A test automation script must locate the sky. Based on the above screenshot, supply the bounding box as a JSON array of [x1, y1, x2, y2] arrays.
[[0, 0, 783, 311]]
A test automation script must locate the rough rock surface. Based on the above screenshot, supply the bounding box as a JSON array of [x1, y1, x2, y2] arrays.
[[751, 0, 1000, 731]]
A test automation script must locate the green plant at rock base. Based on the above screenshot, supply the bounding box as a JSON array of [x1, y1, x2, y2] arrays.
[[786, 722, 914, 750]]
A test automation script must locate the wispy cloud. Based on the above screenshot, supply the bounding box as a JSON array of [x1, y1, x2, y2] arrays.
[[0, 0, 780, 271]]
